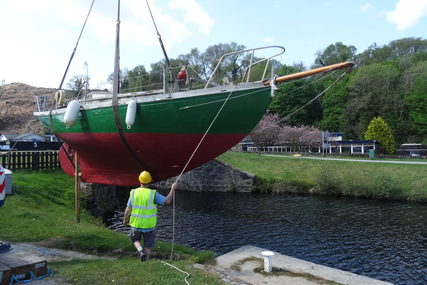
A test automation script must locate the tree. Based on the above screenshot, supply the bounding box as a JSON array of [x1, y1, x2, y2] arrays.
[[121, 65, 150, 92], [314, 42, 357, 67], [201, 42, 247, 83], [357, 38, 427, 66], [318, 76, 351, 132], [249, 113, 282, 149], [406, 68, 427, 138], [343, 62, 403, 140], [364, 117, 396, 154], [67, 74, 88, 98], [270, 64, 322, 126]]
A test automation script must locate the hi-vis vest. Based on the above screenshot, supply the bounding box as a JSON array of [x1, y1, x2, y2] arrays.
[[129, 187, 157, 229]]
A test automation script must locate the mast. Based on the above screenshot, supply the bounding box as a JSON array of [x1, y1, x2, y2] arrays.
[[112, 0, 121, 98]]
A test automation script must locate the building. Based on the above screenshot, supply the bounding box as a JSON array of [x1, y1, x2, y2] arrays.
[[0, 134, 45, 143], [327, 140, 377, 154], [397, 143, 427, 157]]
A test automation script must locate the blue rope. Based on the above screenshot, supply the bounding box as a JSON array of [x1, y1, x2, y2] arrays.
[[8, 268, 53, 284], [9, 272, 32, 284], [33, 268, 54, 280]]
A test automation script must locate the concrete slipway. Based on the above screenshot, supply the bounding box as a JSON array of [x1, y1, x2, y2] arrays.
[[3, 243, 393, 284], [195, 246, 394, 285]]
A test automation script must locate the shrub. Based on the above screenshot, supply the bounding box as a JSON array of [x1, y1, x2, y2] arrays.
[[365, 117, 396, 154]]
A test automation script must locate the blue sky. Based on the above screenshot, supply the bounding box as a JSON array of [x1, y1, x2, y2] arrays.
[[0, 0, 426, 89]]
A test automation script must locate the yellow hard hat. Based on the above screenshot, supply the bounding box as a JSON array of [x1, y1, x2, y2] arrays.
[[139, 171, 152, 184]]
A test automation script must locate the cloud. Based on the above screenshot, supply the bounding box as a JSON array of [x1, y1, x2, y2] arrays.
[[361, 3, 372, 13], [263, 36, 274, 44], [386, 0, 427, 30], [169, 0, 215, 35]]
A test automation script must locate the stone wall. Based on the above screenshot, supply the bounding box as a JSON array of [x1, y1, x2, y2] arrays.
[[153, 159, 255, 192], [81, 182, 122, 217], [83, 159, 255, 216]]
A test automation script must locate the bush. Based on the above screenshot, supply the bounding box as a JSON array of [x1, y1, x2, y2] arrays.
[[372, 175, 402, 198], [314, 169, 404, 199], [315, 168, 341, 195]]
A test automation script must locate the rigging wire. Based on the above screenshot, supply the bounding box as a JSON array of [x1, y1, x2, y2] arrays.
[[47, 0, 95, 170], [57, 0, 95, 90], [282, 70, 349, 122], [280, 69, 339, 95], [145, 0, 176, 96]]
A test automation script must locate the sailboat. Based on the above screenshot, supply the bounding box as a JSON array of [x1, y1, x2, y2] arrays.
[[34, 1, 353, 187]]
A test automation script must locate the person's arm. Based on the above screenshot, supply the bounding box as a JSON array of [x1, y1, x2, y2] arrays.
[[164, 183, 177, 205], [123, 206, 131, 226]]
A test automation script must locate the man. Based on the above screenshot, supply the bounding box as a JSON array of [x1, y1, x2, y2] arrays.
[[123, 170, 176, 262], [177, 67, 187, 90]]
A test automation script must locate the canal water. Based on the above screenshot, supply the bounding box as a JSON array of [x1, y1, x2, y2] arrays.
[[107, 190, 426, 285]]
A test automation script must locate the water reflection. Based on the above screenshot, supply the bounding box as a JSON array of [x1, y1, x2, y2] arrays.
[[107, 191, 427, 285]]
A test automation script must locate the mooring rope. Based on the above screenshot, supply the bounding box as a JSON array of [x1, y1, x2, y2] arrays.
[[161, 261, 191, 285], [170, 89, 235, 259], [160, 89, 236, 284]]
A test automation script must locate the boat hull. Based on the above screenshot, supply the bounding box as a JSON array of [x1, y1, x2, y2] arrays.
[[37, 84, 271, 186]]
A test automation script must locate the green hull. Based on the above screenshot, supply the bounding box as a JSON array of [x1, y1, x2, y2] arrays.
[[35, 84, 272, 185]]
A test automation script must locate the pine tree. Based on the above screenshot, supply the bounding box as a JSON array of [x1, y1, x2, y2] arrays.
[[364, 117, 396, 154]]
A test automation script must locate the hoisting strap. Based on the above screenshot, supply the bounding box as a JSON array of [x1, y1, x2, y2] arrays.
[[111, 0, 153, 177]]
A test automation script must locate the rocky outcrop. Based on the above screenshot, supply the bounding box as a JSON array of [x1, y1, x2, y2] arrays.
[[153, 159, 255, 192], [83, 159, 255, 216]]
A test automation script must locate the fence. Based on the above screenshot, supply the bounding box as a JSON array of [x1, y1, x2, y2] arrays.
[[0, 151, 60, 171], [240, 149, 426, 160]]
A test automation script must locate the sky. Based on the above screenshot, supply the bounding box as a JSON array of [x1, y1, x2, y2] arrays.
[[0, 0, 426, 89]]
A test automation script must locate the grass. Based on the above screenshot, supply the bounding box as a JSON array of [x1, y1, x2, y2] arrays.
[[218, 152, 427, 202], [0, 170, 224, 285]]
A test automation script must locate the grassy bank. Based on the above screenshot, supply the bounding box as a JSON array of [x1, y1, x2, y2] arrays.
[[0, 170, 224, 285], [219, 152, 427, 202]]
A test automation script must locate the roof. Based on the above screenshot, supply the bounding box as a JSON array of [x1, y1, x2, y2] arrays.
[[329, 140, 377, 144], [0, 133, 45, 142]]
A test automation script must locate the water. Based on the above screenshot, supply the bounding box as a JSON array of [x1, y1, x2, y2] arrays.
[[107, 190, 427, 285]]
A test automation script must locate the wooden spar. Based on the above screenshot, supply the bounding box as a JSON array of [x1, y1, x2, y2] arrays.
[[264, 61, 354, 85]]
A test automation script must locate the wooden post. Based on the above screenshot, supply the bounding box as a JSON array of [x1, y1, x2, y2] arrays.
[[74, 151, 80, 223]]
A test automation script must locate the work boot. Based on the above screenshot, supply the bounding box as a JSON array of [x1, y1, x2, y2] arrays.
[[139, 251, 146, 262]]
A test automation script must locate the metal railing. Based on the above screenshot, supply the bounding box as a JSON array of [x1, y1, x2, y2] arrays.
[[205, 46, 285, 88]]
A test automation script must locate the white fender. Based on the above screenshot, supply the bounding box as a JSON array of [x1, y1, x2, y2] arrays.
[[125, 98, 137, 129], [54, 90, 65, 105], [64, 100, 80, 128]]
